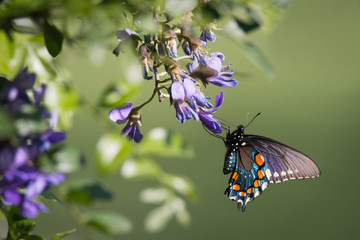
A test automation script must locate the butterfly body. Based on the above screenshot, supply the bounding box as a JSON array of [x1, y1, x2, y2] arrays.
[[223, 125, 321, 211]]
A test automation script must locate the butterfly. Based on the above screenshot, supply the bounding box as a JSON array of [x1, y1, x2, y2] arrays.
[[206, 115, 321, 211]]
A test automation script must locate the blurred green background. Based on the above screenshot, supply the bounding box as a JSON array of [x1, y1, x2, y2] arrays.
[[35, 0, 360, 239]]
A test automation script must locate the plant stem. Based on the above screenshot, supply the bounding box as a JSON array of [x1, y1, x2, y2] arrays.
[[135, 86, 166, 110], [175, 55, 193, 61], [153, 8, 163, 103]]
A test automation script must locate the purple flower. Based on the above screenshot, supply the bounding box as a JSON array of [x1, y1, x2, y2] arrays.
[[121, 120, 143, 143], [187, 52, 238, 87], [117, 29, 141, 42], [198, 91, 224, 133], [0, 68, 36, 113], [24, 112, 66, 160], [109, 103, 143, 143], [0, 146, 65, 218], [113, 28, 142, 56], [200, 29, 216, 47], [139, 45, 153, 80], [109, 103, 133, 124], [0, 68, 67, 218], [171, 79, 199, 123], [163, 26, 178, 58]]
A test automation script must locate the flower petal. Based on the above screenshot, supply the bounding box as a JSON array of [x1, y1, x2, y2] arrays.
[[3, 190, 21, 205], [199, 113, 222, 134], [209, 77, 238, 87], [171, 82, 185, 102], [109, 103, 133, 124], [200, 91, 224, 114], [183, 78, 196, 100], [121, 122, 133, 136], [117, 28, 141, 42], [13, 68, 36, 90], [25, 177, 48, 199], [14, 147, 29, 168], [133, 125, 143, 143], [210, 52, 225, 63], [48, 131, 66, 143], [46, 173, 66, 185], [22, 200, 40, 218]]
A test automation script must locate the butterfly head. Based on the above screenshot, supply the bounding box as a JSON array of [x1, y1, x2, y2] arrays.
[[224, 125, 245, 147], [238, 125, 245, 134]]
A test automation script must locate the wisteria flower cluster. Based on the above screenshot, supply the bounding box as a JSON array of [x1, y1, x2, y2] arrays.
[[109, 21, 238, 142], [0, 68, 66, 218]]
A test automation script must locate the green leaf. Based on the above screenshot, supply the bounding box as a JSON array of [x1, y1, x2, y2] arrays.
[[50, 146, 84, 174], [144, 205, 173, 233], [0, 209, 8, 239], [160, 174, 198, 201], [62, 180, 112, 205], [224, 19, 274, 78], [44, 83, 79, 129], [20, 235, 45, 240], [44, 18, 64, 57], [0, 31, 15, 76], [170, 198, 191, 226], [139, 128, 194, 158], [175, 207, 191, 227], [95, 132, 133, 175], [98, 81, 140, 108], [0, 109, 14, 140], [165, 0, 198, 17], [45, 83, 79, 111], [41, 190, 63, 204], [83, 211, 133, 235], [14, 219, 36, 235], [140, 187, 174, 205], [13, 104, 50, 137], [240, 41, 275, 78], [51, 229, 76, 240], [120, 158, 162, 180]]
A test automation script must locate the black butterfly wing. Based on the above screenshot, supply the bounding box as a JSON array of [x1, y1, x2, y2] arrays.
[[244, 135, 321, 183]]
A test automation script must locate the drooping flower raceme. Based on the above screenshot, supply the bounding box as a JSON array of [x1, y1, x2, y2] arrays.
[[0, 68, 66, 218], [110, 22, 238, 141], [109, 103, 143, 143]]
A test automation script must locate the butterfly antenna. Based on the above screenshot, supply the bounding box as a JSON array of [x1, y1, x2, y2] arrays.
[[215, 116, 237, 128], [202, 124, 225, 141], [245, 112, 250, 124], [244, 112, 261, 129]]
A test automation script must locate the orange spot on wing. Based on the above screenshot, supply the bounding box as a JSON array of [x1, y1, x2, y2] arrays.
[[255, 154, 264, 167], [233, 184, 240, 191], [240, 191, 246, 197], [257, 170, 264, 180], [247, 187, 253, 194], [254, 179, 260, 188], [232, 172, 238, 180]]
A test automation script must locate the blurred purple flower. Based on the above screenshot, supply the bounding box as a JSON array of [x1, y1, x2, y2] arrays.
[[0, 68, 67, 218], [0, 146, 65, 218], [109, 103, 143, 143], [0, 67, 35, 113], [187, 52, 238, 87]]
